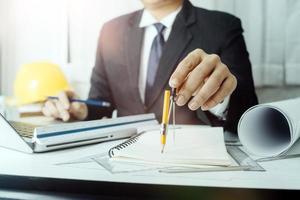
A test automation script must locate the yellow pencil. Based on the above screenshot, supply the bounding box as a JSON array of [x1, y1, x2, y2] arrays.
[[161, 90, 171, 153]]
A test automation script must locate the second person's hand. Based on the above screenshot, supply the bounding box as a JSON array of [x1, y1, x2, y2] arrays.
[[42, 91, 88, 122]]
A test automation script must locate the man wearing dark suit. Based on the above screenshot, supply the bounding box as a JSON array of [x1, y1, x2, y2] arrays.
[[43, 0, 257, 133]]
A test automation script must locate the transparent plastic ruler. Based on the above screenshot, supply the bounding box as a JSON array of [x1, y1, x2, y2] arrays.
[[227, 145, 265, 171]]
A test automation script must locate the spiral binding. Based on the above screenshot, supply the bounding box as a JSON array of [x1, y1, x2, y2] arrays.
[[108, 131, 144, 157]]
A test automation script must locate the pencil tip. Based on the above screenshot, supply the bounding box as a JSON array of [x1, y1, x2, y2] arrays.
[[161, 146, 165, 154]]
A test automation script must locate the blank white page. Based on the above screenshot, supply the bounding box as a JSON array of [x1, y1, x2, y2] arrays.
[[110, 127, 231, 166]]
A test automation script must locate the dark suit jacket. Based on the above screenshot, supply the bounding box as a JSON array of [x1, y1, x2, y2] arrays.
[[87, 0, 258, 133]]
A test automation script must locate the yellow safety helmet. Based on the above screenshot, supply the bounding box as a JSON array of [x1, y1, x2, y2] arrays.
[[14, 62, 70, 105]]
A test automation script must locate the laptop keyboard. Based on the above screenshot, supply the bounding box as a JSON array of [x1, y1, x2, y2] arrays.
[[9, 121, 38, 138]]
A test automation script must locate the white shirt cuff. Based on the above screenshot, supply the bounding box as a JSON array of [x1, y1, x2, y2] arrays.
[[208, 95, 230, 120]]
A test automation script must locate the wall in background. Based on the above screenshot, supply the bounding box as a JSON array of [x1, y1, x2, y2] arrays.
[[0, 0, 5, 94], [0, 0, 69, 96], [0, 0, 143, 98], [0, 0, 300, 99]]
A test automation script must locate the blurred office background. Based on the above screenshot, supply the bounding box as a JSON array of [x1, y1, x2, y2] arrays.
[[0, 0, 300, 103]]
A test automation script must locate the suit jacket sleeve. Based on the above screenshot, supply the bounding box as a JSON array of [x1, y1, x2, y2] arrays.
[[87, 24, 115, 120], [207, 17, 258, 133]]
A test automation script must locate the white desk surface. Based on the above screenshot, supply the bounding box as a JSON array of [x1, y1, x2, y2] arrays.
[[0, 138, 299, 190]]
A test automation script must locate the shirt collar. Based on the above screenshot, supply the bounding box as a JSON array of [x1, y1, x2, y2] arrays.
[[139, 6, 182, 29]]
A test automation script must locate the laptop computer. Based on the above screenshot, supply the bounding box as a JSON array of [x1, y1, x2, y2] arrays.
[[0, 113, 157, 153]]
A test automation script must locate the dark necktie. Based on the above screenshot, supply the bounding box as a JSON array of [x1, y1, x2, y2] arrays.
[[145, 23, 166, 106]]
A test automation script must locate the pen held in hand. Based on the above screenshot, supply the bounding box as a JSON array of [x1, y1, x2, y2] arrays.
[[47, 96, 111, 107]]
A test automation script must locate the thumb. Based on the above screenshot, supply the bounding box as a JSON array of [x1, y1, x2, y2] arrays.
[[69, 102, 88, 120]]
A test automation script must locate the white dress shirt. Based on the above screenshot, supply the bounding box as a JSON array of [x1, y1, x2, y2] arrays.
[[138, 7, 229, 119]]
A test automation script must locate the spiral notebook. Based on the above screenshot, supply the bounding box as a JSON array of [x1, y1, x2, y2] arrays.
[[108, 127, 232, 167]]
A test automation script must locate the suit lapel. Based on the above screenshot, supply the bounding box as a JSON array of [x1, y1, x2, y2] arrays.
[[124, 11, 145, 110], [146, 2, 196, 108]]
